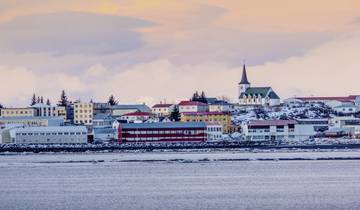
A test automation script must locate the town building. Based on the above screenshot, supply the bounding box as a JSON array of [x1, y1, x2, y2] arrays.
[[206, 122, 223, 141], [111, 104, 151, 117], [92, 113, 114, 128], [242, 120, 297, 141], [295, 119, 329, 140], [178, 101, 208, 113], [93, 127, 117, 143], [181, 111, 231, 133], [93, 102, 111, 115], [11, 126, 88, 144], [119, 112, 153, 123], [208, 100, 234, 112], [286, 95, 360, 104], [0, 108, 36, 117], [333, 104, 359, 114], [73, 102, 93, 125], [151, 104, 175, 117], [31, 103, 67, 119], [118, 122, 207, 143], [238, 65, 281, 106], [0, 116, 64, 127], [329, 116, 360, 137]]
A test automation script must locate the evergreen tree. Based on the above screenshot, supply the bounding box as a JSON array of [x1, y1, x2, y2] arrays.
[[58, 90, 68, 106], [30, 93, 37, 106], [37, 96, 41, 103], [46, 98, 51, 105], [108, 95, 118, 106], [40, 96, 44, 104], [191, 91, 200, 101], [170, 106, 181, 122], [199, 91, 207, 103], [0, 104, 3, 109]]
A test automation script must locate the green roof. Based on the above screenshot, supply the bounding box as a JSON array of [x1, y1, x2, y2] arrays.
[[239, 87, 280, 99]]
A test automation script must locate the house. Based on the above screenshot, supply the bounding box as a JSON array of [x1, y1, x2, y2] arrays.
[[0, 107, 36, 117], [329, 116, 360, 137], [73, 102, 93, 125], [119, 112, 153, 123], [11, 126, 88, 144], [151, 103, 175, 117], [238, 65, 280, 106], [0, 116, 64, 127], [206, 122, 223, 141], [178, 101, 208, 113], [117, 122, 207, 143], [93, 102, 111, 115], [111, 104, 151, 117], [242, 120, 297, 141], [333, 104, 359, 114], [208, 100, 234, 112], [92, 113, 114, 128], [181, 111, 231, 133], [31, 103, 67, 119], [93, 127, 117, 143], [242, 119, 330, 142]]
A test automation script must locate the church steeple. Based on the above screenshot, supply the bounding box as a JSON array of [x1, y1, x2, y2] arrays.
[[239, 64, 250, 85]]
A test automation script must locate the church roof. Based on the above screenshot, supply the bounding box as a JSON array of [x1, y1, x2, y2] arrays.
[[239, 64, 250, 85], [240, 87, 271, 98]]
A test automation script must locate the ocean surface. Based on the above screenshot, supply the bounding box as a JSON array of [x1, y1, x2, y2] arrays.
[[1, 150, 360, 210]]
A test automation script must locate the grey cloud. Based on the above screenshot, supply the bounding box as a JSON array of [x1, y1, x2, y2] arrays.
[[0, 12, 153, 55]]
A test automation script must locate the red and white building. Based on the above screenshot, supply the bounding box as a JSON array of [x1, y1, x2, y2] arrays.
[[117, 122, 207, 143], [119, 112, 152, 123], [178, 101, 208, 113]]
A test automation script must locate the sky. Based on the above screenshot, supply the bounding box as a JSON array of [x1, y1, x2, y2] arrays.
[[1, 0, 360, 106]]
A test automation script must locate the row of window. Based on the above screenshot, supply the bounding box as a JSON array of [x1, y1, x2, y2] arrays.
[[74, 115, 92, 118], [124, 136, 205, 141], [16, 132, 87, 136], [1, 110, 33, 115], [124, 130, 204, 135], [207, 127, 222, 132], [74, 110, 92, 113], [75, 120, 92, 124]]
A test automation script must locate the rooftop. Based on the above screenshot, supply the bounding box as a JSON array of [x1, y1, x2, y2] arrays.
[[14, 126, 87, 132], [178, 101, 208, 106], [182, 111, 229, 116], [122, 112, 152, 116], [248, 120, 297, 126], [152, 104, 174, 108]]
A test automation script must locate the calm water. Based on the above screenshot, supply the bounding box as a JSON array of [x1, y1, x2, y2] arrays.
[[0, 151, 360, 210]]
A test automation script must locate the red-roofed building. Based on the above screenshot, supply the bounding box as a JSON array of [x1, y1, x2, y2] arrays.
[[178, 101, 208, 113], [151, 103, 175, 117], [119, 112, 153, 123]]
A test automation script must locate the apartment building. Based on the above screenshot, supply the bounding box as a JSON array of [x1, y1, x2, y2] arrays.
[[181, 111, 231, 133], [151, 104, 175, 117], [73, 102, 93, 125]]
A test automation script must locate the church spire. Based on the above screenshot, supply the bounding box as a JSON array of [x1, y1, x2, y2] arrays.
[[239, 64, 250, 85]]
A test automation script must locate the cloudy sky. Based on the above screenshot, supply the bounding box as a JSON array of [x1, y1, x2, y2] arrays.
[[1, 0, 360, 106]]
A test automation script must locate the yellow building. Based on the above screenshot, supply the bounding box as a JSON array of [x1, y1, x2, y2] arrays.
[[181, 112, 231, 133], [74, 102, 93, 125], [0, 108, 36, 117]]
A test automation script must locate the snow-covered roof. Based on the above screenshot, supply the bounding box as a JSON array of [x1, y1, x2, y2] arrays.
[[14, 126, 87, 133]]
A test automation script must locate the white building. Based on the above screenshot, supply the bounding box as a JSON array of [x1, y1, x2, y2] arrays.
[[0, 116, 64, 127], [151, 104, 175, 117], [31, 103, 67, 119], [208, 100, 234, 112], [0, 107, 36, 117], [12, 126, 88, 144], [111, 104, 151, 117], [178, 101, 208, 113], [242, 120, 297, 141], [93, 127, 117, 143], [74, 102, 93, 125], [238, 65, 281, 106], [242, 119, 329, 142], [329, 116, 360, 137], [206, 122, 223, 141], [119, 112, 152, 123], [333, 104, 359, 114]]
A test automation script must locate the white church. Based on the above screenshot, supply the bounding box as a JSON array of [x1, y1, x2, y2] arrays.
[[238, 65, 281, 106]]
